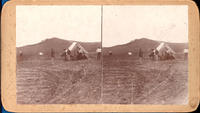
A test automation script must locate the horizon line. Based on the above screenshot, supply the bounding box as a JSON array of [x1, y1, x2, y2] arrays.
[[16, 37, 188, 48], [16, 37, 101, 48]]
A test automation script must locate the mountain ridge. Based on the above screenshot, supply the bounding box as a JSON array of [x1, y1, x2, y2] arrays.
[[17, 37, 101, 59], [103, 38, 188, 55], [17, 37, 188, 59]]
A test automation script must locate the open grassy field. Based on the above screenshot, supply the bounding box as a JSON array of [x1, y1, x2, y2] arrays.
[[102, 55, 188, 104], [17, 58, 102, 104], [17, 55, 188, 104]]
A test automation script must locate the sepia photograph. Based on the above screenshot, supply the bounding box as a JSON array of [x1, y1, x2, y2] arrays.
[[16, 6, 102, 104], [102, 5, 188, 104], [16, 5, 188, 105]]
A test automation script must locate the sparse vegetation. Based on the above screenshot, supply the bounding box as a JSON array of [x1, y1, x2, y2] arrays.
[[17, 59, 102, 104], [17, 56, 187, 104], [102, 56, 188, 104], [16, 38, 188, 104]]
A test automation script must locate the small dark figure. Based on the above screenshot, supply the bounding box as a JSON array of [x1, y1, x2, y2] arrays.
[[19, 50, 23, 61], [154, 49, 159, 60], [67, 49, 71, 55], [149, 49, 154, 60], [139, 48, 143, 58], [149, 49, 158, 60], [19, 51, 23, 57], [139, 48, 143, 63], [165, 51, 170, 60], [82, 54, 88, 60], [184, 53, 188, 60], [109, 51, 112, 56], [96, 47, 101, 60], [184, 49, 188, 60], [76, 47, 82, 60], [62, 48, 68, 61], [65, 49, 71, 61], [77, 52, 83, 60], [51, 48, 55, 58], [76, 47, 87, 60], [51, 48, 55, 64], [155, 49, 159, 56]]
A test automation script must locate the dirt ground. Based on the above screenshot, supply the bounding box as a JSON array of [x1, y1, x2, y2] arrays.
[[17, 56, 188, 104], [17, 59, 102, 104], [102, 56, 188, 104]]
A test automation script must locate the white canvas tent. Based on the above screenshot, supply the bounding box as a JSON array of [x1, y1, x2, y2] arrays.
[[68, 42, 88, 54], [154, 42, 175, 60], [67, 42, 88, 60], [156, 43, 175, 53]]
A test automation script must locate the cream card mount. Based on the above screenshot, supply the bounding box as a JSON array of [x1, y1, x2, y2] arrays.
[[1, 0, 199, 112]]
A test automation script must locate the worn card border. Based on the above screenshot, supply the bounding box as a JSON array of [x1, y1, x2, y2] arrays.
[[1, 0, 199, 112]]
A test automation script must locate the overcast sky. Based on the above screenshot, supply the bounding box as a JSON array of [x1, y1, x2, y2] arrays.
[[16, 5, 188, 47], [16, 6, 101, 47], [103, 5, 188, 47]]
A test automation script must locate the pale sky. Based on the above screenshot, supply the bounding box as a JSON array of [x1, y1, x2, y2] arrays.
[[16, 6, 101, 47], [103, 5, 188, 47], [16, 5, 188, 47]]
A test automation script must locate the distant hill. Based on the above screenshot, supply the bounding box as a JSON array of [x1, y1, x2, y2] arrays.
[[103, 38, 188, 56], [17, 37, 188, 60], [17, 37, 101, 59]]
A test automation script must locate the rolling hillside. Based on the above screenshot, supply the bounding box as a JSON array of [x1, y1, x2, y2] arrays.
[[103, 38, 188, 56], [17, 37, 101, 59], [17, 37, 188, 60]]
